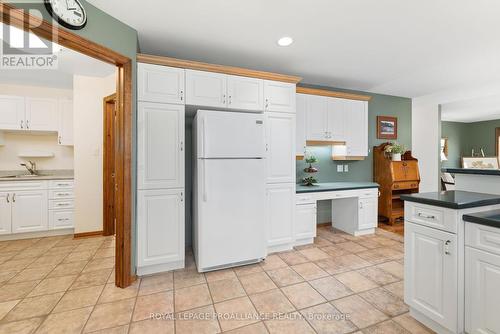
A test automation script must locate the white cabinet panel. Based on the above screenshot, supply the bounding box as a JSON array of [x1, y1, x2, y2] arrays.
[[227, 75, 264, 111], [345, 100, 368, 157], [466, 247, 500, 334], [0, 192, 12, 235], [0, 95, 24, 130], [25, 98, 58, 131], [138, 102, 185, 190], [58, 99, 73, 146], [405, 222, 457, 332], [266, 183, 295, 251], [186, 70, 227, 108], [11, 190, 48, 233], [327, 97, 347, 141], [295, 203, 316, 242], [137, 189, 185, 267], [305, 94, 328, 140], [264, 81, 296, 113], [138, 63, 185, 104], [296, 94, 307, 157], [266, 112, 296, 184], [358, 197, 377, 230], [49, 210, 74, 229]]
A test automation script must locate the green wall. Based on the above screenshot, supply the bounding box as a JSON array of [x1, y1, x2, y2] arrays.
[[11, 1, 139, 274], [441, 121, 467, 168]]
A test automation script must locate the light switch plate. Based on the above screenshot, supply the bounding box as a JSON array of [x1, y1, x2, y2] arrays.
[[337, 165, 344, 172], [344, 164, 349, 172]]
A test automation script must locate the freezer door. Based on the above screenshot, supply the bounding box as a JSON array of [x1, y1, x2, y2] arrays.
[[196, 110, 265, 158], [196, 158, 266, 270]]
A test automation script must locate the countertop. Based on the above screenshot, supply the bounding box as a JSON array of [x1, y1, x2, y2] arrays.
[[400, 190, 500, 209], [463, 209, 500, 229], [0, 170, 74, 182], [443, 168, 500, 176], [296, 182, 379, 194]]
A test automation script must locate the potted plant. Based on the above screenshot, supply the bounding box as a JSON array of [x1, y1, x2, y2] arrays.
[[384, 142, 406, 161], [302, 155, 319, 186]]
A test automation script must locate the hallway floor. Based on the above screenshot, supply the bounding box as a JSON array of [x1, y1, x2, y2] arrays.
[[0, 228, 433, 334]]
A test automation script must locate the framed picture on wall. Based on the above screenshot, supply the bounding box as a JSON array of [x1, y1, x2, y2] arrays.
[[377, 116, 398, 139], [462, 157, 499, 169]]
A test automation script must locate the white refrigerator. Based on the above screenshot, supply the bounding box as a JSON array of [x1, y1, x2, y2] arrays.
[[193, 110, 267, 272]]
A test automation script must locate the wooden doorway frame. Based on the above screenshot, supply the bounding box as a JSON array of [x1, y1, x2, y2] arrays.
[[103, 94, 117, 237], [496, 127, 500, 157], [1, 4, 134, 288]]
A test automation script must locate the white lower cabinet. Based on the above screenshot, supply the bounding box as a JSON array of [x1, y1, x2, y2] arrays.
[[295, 203, 316, 245], [358, 197, 377, 230], [0, 192, 12, 235], [11, 190, 49, 233], [266, 183, 295, 252], [405, 221, 458, 333], [137, 189, 185, 275]]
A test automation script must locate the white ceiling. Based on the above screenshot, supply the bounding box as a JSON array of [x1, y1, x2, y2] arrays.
[[88, 0, 500, 99], [441, 94, 500, 123]]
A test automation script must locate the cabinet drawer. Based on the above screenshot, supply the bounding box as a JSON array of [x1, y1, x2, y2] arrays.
[[49, 210, 74, 229], [49, 199, 74, 210], [393, 181, 419, 190], [358, 188, 379, 198], [466, 223, 500, 256], [405, 201, 457, 234], [48, 179, 74, 189], [49, 189, 74, 200], [0, 181, 48, 191], [296, 194, 316, 205]]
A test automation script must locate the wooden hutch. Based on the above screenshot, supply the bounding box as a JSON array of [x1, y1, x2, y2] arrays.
[[374, 143, 420, 224]]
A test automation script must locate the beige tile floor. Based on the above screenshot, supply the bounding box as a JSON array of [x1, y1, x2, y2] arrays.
[[0, 227, 435, 334]]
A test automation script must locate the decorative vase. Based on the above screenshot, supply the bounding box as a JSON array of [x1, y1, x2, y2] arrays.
[[392, 153, 402, 161]]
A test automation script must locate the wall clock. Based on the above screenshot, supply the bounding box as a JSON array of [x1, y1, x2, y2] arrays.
[[44, 0, 88, 30]]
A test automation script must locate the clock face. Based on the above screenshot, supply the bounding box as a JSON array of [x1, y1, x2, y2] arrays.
[[45, 0, 87, 30]]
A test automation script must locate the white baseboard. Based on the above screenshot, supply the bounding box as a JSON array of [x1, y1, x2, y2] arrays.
[[294, 237, 314, 247], [267, 243, 293, 254], [137, 260, 185, 276]]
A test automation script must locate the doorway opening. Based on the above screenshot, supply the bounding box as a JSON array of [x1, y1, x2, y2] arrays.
[[103, 94, 117, 237]]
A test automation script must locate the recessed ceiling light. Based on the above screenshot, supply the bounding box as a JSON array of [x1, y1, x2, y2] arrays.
[[277, 36, 293, 47]]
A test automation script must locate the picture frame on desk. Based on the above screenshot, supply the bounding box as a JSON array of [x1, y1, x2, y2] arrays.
[[377, 116, 398, 139], [462, 156, 499, 169]]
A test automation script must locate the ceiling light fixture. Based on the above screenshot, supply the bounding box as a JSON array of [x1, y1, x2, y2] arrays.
[[277, 36, 293, 47]]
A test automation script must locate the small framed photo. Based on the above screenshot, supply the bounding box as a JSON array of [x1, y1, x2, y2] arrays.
[[462, 157, 499, 169], [377, 116, 398, 139]]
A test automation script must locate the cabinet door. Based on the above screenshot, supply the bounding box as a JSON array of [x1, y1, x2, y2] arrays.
[[345, 100, 368, 156], [405, 222, 458, 332], [25, 98, 58, 131], [295, 94, 307, 157], [306, 95, 329, 141], [0, 192, 12, 235], [327, 97, 346, 141], [138, 63, 185, 104], [358, 197, 377, 230], [11, 190, 48, 233], [266, 112, 296, 184], [49, 210, 74, 229], [466, 247, 500, 334], [0, 95, 24, 130], [138, 102, 185, 190], [264, 81, 296, 113], [137, 189, 185, 267], [58, 99, 73, 146], [185, 70, 227, 108], [227, 75, 264, 111], [295, 203, 316, 241], [266, 183, 295, 250]]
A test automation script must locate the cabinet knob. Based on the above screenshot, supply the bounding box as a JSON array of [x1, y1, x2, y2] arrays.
[[12, 194, 15, 203], [444, 240, 451, 255], [180, 90, 184, 101], [6, 194, 9, 203], [20, 120, 24, 129]]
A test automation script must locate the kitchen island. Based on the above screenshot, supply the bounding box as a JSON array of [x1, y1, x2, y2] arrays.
[[443, 168, 500, 195], [401, 190, 500, 334]]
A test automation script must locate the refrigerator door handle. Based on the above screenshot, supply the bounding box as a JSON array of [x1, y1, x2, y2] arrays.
[[203, 159, 208, 202], [201, 116, 206, 158]]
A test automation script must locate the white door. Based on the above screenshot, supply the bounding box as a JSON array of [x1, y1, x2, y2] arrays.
[[58, 99, 73, 146], [306, 95, 329, 141], [0, 192, 12, 235], [266, 183, 295, 250], [25, 98, 58, 131], [296, 94, 307, 157], [327, 97, 347, 141], [295, 203, 316, 241], [138, 102, 185, 190], [227, 75, 264, 111], [466, 247, 500, 334], [138, 63, 185, 104], [345, 100, 368, 156], [185, 70, 227, 108], [405, 222, 458, 332], [137, 189, 184, 267], [0, 95, 24, 130], [266, 112, 296, 183], [264, 80, 296, 113], [11, 190, 48, 233], [358, 197, 377, 230]]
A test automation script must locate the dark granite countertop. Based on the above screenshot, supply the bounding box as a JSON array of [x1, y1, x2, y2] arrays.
[[443, 168, 500, 176], [463, 210, 500, 229], [400, 191, 500, 209], [296, 182, 379, 194]]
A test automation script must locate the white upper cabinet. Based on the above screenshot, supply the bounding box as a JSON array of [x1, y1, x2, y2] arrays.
[[185, 70, 227, 108], [264, 80, 296, 113], [138, 102, 185, 190], [58, 99, 73, 146], [305, 94, 328, 140], [266, 112, 296, 184], [295, 94, 307, 156], [138, 63, 185, 104], [25, 98, 58, 131], [0, 95, 24, 130], [327, 97, 347, 141], [227, 75, 264, 111], [345, 100, 368, 157]]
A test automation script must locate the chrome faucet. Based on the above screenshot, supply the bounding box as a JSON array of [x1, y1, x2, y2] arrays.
[[20, 160, 37, 175]]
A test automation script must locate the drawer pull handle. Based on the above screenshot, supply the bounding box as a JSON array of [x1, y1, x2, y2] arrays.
[[56, 193, 71, 196], [56, 203, 70, 207], [58, 218, 70, 222], [417, 213, 436, 219]]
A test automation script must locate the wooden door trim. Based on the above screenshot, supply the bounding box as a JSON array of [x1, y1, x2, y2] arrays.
[[103, 94, 117, 237], [296, 86, 372, 101], [1, 3, 134, 288], [496, 127, 500, 157]]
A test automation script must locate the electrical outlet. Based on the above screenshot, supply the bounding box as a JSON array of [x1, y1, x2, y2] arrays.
[[337, 165, 344, 172], [344, 164, 349, 172]]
